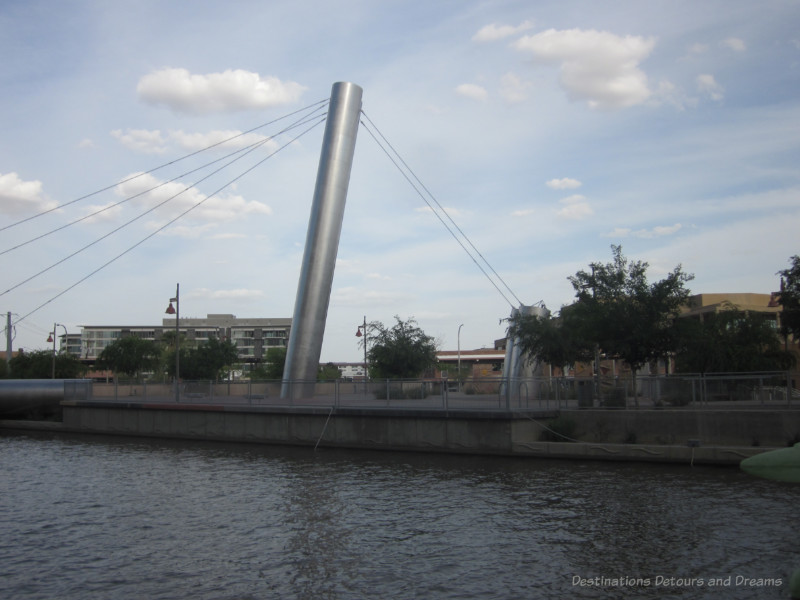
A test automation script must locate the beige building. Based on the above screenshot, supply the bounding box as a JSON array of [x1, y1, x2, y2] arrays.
[[79, 314, 291, 368]]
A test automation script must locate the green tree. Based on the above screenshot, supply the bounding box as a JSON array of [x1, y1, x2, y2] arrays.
[[675, 305, 794, 373], [366, 316, 438, 379], [318, 362, 341, 380], [9, 350, 86, 379], [97, 336, 161, 379], [508, 303, 594, 371], [567, 245, 693, 383], [778, 255, 800, 340], [249, 347, 287, 380], [0, 357, 7, 378], [166, 337, 239, 380]]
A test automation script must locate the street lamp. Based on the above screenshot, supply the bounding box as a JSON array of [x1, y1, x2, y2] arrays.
[[355, 316, 367, 391], [165, 283, 180, 402], [47, 323, 68, 379], [457, 323, 464, 391]]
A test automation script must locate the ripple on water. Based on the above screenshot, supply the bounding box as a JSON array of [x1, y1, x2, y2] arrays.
[[0, 433, 796, 599]]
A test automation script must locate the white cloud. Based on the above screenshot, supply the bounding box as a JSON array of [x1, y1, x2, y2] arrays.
[[455, 83, 488, 101], [652, 80, 696, 110], [169, 130, 276, 152], [114, 172, 272, 224], [77, 138, 95, 149], [696, 74, 724, 100], [513, 28, 656, 109], [81, 202, 123, 223], [111, 129, 168, 154], [722, 37, 746, 52], [556, 194, 593, 219], [112, 128, 276, 154], [546, 177, 582, 190], [137, 68, 307, 114], [604, 223, 683, 238], [499, 72, 532, 103], [511, 208, 536, 217], [0, 172, 56, 215], [472, 20, 534, 42], [688, 43, 709, 56]]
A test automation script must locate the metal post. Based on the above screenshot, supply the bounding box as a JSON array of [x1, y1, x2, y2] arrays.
[[457, 323, 463, 392], [282, 82, 363, 400], [5, 312, 11, 375], [51, 323, 56, 379]]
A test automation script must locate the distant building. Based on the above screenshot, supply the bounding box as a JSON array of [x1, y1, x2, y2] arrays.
[[336, 363, 367, 380], [79, 314, 291, 371], [435, 348, 505, 379]]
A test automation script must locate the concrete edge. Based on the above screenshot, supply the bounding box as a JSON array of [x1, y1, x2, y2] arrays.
[[2, 418, 778, 466], [512, 440, 774, 465]]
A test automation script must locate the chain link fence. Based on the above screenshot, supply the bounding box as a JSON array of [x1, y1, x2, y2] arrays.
[[89, 372, 796, 411]]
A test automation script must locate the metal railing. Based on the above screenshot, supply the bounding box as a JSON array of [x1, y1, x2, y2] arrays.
[[87, 372, 796, 412]]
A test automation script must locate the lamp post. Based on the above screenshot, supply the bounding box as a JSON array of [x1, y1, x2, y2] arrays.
[[457, 323, 464, 392], [355, 316, 367, 392], [47, 323, 68, 379], [165, 284, 180, 403]]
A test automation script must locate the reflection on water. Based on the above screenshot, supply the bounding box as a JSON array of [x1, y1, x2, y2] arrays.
[[0, 431, 796, 599]]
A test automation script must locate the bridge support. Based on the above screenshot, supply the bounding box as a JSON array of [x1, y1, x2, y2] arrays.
[[281, 82, 363, 400], [501, 304, 549, 407]]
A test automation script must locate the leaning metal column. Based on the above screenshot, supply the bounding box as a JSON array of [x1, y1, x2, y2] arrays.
[[281, 82, 363, 400]]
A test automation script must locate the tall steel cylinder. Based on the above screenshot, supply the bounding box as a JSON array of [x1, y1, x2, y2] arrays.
[[501, 304, 549, 406], [281, 82, 363, 399]]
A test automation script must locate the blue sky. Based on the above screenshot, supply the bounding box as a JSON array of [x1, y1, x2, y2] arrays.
[[1, 0, 799, 362]]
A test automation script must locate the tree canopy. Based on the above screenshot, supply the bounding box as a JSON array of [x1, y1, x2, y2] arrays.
[[96, 336, 161, 379], [508, 303, 594, 370], [249, 347, 287, 380], [166, 336, 239, 381], [778, 255, 800, 340], [567, 245, 693, 378], [510, 245, 693, 379], [674, 305, 794, 373], [9, 350, 86, 379], [366, 316, 438, 379]]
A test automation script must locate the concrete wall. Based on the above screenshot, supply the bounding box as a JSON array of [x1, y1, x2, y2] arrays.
[[560, 409, 800, 447], [49, 402, 800, 465], [61, 404, 517, 455]]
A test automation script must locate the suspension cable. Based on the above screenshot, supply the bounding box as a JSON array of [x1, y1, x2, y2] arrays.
[[359, 118, 516, 310], [0, 103, 329, 258], [359, 111, 522, 309], [11, 116, 327, 326], [0, 98, 329, 234]]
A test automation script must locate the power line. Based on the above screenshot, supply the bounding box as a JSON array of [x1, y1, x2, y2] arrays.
[[0, 98, 329, 235], [12, 115, 326, 328], [359, 111, 523, 309]]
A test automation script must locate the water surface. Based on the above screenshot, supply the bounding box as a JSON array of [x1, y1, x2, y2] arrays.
[[0, 432, 795, 599]]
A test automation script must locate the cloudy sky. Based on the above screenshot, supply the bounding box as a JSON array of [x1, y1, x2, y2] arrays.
[[1, 0, 799, 362]]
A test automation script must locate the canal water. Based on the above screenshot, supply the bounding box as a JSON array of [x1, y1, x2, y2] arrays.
[[0, 431, 796, 599]]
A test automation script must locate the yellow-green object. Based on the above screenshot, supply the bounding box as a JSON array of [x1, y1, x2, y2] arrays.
[[740, 443, 800, 483], [790, 568, 800, 600]]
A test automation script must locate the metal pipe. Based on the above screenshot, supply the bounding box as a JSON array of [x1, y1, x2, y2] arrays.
[[282, 82, 363, 400]]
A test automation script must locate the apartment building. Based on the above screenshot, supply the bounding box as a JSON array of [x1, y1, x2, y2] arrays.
[[79, 314, 291, 365]]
